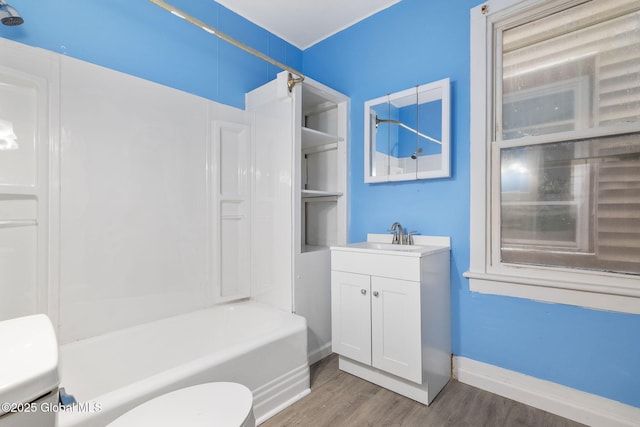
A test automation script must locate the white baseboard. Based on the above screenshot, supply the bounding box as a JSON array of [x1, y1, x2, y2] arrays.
[[308, 342, 333, 366], [453, 356, 640, 427]]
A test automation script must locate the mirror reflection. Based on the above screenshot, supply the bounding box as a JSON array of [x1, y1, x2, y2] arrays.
[[365, 78, 450, 182]]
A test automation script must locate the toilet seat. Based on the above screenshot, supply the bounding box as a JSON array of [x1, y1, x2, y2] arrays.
[[108, 382, 255, 427]]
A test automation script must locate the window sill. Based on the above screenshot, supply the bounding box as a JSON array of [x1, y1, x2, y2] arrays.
[[464, 271, 640, 314]]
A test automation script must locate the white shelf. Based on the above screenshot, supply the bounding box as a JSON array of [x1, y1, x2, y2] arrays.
[[301, 127, 342, 151], [302, 85, 338, 116], [301, 189, 343, 199]]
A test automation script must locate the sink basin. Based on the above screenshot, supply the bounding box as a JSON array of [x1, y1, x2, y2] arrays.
[[331, 241, 448, 257]]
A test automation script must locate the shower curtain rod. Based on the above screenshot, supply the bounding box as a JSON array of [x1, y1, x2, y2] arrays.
[[375, 116, 442, 145], [148, 0, 305, 92]]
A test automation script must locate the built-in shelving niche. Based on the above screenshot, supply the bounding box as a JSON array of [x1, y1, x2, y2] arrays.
[[246, 72, 348, 362], [300, 83, 347, 253]]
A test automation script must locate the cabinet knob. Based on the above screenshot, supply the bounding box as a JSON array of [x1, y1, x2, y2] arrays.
[[361, 289, 367, 295], [373, 291, 379, 297]]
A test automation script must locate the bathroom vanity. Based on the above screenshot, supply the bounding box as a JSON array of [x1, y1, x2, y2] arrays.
[[330, 234, 451, 405]]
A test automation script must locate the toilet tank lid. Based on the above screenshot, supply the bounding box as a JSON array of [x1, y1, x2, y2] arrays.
[[0, 314, 59, 415]]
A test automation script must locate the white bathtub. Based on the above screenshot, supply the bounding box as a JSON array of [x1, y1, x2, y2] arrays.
[[57, 301, 310, 426]]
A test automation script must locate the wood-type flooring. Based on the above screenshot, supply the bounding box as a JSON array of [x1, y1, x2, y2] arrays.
[[261, 354, 585, 427]]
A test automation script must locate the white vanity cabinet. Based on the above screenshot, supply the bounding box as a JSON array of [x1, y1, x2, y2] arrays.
[[330, 235, 451, 405], [332, 272, 422, 382]]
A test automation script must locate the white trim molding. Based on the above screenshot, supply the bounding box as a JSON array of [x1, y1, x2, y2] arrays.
[[307, 342, 333, 366], [466, 273, 640, 314], [453, 356, 640, 427]]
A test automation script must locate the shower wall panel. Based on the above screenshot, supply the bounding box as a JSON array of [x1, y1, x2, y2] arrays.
[[57, 56, 246, 343], [58, 56, 210, 343], [1, 38, 252, 344], [0, 39, 58, 323]]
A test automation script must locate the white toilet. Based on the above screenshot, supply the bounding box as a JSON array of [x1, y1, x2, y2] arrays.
[[108, 382, 255, 427], [0, 314, 59, 427], [0, 314, 255, 427]]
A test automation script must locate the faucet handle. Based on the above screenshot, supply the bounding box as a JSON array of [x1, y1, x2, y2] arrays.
[[405, 230, 418, 245]]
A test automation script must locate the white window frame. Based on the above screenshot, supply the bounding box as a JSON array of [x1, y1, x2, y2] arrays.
[[466, 0, 640, 315]]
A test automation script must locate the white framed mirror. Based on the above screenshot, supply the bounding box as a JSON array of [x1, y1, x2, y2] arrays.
[[364, 78, 450, 183]]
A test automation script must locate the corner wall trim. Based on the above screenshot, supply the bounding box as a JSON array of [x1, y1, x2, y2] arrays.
[[453, 356, 640, 427]]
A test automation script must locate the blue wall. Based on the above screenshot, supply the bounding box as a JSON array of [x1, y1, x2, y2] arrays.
[[2, 0, 639, 410], [303, 0, 640, 409], [0, 0, 301, 109]]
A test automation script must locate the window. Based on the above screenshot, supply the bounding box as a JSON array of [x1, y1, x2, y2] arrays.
[[467, 0, 640, 314]]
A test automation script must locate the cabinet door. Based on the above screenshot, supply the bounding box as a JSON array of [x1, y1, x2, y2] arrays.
[[371, 277, 422, 383], [331, 271, 371, 365]]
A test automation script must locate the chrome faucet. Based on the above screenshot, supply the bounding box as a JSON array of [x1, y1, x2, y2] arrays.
[[387, 222, 404, 244], [387, 222, 417, 245]]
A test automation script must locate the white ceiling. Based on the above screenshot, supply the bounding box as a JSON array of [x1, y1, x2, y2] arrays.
[[215, 0, 402, 50]]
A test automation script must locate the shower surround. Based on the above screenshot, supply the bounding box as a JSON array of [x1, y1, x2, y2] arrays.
[[0, 37, 311, 423]]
